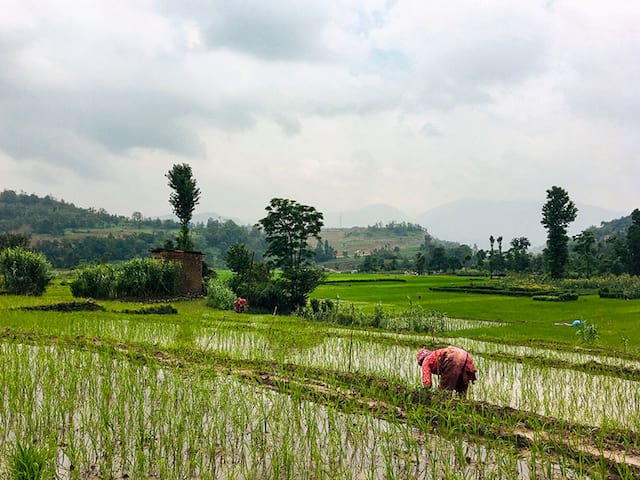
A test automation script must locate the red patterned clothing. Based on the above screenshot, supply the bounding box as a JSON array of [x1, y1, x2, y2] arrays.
[[421, 346, 477, 394]]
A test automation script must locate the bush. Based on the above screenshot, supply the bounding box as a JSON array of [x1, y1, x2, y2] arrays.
[[71, 259, 180, 300], [382, 307, 447, 333], [121, 304, 178, 315], [576, 320, 599, 344], [70, 264, 117, 299], [532, 292, 578, 302], [116, 258, 180, 298], [596, 274, 640, 299], [206, 278, 237, 310], [300, 298, 365, 325], [300, 298, 447, 334], [0, 247, 51, 295]]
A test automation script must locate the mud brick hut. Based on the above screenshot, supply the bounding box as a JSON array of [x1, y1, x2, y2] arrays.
[[150, 248, 204, 295]]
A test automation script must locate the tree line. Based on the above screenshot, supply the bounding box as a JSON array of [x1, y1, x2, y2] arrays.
[[358, 187, 640, 279], [2, 184, 638, 280]]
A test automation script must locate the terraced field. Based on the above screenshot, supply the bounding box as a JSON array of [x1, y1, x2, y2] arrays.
[[1, 276, 639, 479]]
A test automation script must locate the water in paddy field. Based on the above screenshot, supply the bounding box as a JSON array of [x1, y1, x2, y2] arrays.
[[289, 336, 640, 431], [0, 342, 592, 480]]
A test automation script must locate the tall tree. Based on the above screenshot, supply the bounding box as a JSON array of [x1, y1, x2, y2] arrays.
[[573, 230, 596, 278], [627, 209, 640, 275], [0, 233, 30, 252], [541, 186, 578, 279], [509, 237, 531, 272], [258, 198, 325, 311], [414, 252, 427, 274], [166, 163, 201, 250], [225, 243, 253, 278]]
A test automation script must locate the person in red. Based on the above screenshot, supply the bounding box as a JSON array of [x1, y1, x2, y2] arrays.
[[416, 346, 477, 395], [234, 297, 248, 313]]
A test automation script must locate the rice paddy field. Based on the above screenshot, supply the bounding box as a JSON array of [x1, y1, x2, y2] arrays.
[[1, 274, 640, 479]]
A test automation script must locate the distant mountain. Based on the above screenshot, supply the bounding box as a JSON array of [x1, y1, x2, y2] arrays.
[[590, 214, 634, 241], [415, 199, 627, 249], [323, 204, 413, 228], [322, 199, 628, 248]]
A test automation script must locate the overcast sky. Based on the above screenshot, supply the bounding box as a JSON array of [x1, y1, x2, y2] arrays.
[[1, 0, 638, 223]]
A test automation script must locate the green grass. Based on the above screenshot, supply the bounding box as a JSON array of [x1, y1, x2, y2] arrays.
[[312, 274, 640, 353], [2, 275, 640, 477]]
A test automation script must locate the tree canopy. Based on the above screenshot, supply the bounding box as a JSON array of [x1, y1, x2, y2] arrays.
[[541, 186, 578, 279], [166, 163, 201, 250], [627, 209, 640, 275], [258, 198, 325, 311], [258, 198, 323, 271]]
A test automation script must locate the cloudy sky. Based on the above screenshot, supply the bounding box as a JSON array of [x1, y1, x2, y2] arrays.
[[1, 0, 638, 224]]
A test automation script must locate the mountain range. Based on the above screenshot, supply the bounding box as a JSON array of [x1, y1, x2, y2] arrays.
[[173, 199, 629, 249], [323, 199, 629, 249]]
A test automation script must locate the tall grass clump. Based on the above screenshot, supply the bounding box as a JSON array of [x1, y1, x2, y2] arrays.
[[576, 320, 599, 344], [302, 298, 367, 326], [0, 247, 51, 296], [302, 298, 447, 333], [7, 442, 51, 480], [383, 302, 446, 334], [206, 278, 236, 310], [71, 259, 180, 299]]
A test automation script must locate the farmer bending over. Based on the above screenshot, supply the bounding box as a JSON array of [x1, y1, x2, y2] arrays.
[[416, 346, 477, 395]]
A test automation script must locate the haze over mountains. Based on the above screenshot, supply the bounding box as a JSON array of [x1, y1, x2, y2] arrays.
[[323, 199, 628, 249], [163, 199, 628, 250]]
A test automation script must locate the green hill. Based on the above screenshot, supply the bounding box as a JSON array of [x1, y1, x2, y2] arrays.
[[590, 214, 633, 241], [0, 189, 126, 234]]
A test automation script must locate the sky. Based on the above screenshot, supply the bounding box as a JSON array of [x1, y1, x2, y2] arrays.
[[1, 0, 639, 225]]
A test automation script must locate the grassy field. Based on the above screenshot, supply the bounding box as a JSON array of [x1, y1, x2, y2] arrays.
[[1, 276, 640, 478], [312, 274, 640, 354]]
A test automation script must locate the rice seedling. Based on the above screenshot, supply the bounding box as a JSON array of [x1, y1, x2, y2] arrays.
[[1, 280, 639, 479], [7, 442, 52, 480], [5, 340, 629, 479]]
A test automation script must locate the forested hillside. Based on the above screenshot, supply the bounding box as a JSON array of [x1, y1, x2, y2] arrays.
[[0, 190, 266, 268], [1, 189, 636, 275], [0, 189, 125, 233], [590, 215, 633, 241]]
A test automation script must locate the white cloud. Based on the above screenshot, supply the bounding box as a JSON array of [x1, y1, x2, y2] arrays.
[[0, 0, 638, 223]]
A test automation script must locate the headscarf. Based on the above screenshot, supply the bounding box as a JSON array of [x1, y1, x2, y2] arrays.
[[416, 348, 431, 366]]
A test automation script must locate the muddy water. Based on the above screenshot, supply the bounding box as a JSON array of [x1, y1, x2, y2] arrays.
[[289, 337, 640, 431], [1, 342, 583, 480], [193, 326, 640, 431], [436, 335, 640, 370]]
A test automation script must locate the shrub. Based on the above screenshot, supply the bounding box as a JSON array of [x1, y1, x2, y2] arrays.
[[116, 258, 180, 298], [121, 304, 178, 315], [576, 320, 599, 344], [371, 302, 386, 328], [71, 259, 180, 300], [70, 264, 117, 299], [19, 301, 105, 312], [206, 278, 237, 310], [0, 247, 51, 295], [300, 298, 366, 325], [532, 292, 578, 302], [597, 274, 640, 300]]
